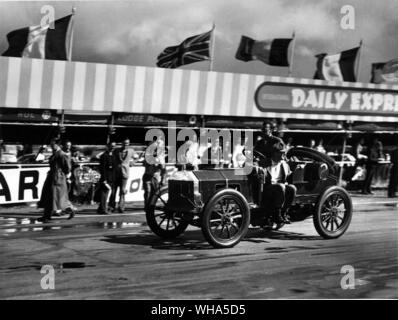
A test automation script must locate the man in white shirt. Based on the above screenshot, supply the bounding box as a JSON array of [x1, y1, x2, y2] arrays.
[[113, 137, 139, 213], [178, 136, 199, 170], [143, 136, 166, 210], [261, 140, 296, 224]]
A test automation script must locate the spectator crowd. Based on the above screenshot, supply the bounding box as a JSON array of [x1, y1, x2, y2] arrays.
[[0, 125, 397, 223]]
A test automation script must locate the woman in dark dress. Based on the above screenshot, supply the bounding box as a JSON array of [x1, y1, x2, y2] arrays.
[[37, 138, 77, 222]]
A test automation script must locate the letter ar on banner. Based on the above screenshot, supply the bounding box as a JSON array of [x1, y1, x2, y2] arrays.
[[0, 166, 49, 204], [0, 172, 12, 202], [0, 164, 178, 205], [19, 170, 39, 200]]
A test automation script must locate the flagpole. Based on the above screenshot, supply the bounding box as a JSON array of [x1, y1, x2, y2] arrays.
[[355, 39, 363, 82], [209, 22, 216, 72], [61, 7, 75, 141], [67, 7, 76, 62], [338, 133, 348, 186], [288, 31, 296, 77]]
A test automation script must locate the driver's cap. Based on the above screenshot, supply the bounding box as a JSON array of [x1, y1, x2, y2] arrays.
[[271, 138, 287, 154]]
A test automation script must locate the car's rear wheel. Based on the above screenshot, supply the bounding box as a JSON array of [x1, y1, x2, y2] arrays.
[[145, 187, 189, 239], [313, 186, 353, 239], [201, 189, 250, 248]]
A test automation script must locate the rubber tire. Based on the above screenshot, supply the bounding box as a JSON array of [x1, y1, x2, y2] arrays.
[[313, 186, 353, 239], [201, 189, 250, 248], [145, 187, 189, 239]]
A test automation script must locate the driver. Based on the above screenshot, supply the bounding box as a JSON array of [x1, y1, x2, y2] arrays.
[[254, 121, 281, 167], [256, 138, 297, 225]]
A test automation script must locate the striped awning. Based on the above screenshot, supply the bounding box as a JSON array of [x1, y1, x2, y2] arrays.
[[1, 56, 398, 122]]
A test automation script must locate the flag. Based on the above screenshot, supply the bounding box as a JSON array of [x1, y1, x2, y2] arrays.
[[371, 63, 386, 84], [314, 47, 359, 82], [371, 59, 398, 84], [2, 14, 73, 60], [156, 29, 212, 68], [235, 36, 292, 66]]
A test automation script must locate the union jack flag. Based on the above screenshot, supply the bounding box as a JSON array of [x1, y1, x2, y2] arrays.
[[156, 29, 212, 68]]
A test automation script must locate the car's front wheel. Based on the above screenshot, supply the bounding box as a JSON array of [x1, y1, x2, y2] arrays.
[[145, 187, 189, 239], [201, 189, 250, 248], [313, 186, 353, 239]]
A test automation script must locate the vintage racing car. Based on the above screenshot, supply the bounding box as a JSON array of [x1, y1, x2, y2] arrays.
[[145, 147, 353, 248]]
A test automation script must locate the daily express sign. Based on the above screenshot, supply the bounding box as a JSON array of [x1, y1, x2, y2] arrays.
[[255, 82, 398, 116]]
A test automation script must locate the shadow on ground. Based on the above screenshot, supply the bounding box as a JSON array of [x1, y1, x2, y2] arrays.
[[101, 227, 322, 250]]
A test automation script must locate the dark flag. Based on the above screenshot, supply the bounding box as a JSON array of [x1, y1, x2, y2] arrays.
[[314, 47, 359, 82], [2, 15, 73, 60], [156, 29, 212, 68], [235, 36, 292, 66], [370, 63, 386, 84], [370, 59, 398, 84]]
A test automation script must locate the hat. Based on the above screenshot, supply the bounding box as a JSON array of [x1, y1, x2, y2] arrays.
[[270, 138, 287, 154]]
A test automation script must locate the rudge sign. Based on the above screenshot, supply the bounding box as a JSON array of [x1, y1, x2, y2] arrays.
[[255, 82, 398, 116]]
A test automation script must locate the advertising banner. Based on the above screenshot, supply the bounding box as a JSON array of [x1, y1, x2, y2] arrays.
[[255, 82, 398, 117], [0, 108, 58, 122], [0, 164, 178, 205], [0, 165, 49, 204]]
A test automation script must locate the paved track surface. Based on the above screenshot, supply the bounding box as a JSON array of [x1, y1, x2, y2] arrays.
[[0, 200, 397, 299]]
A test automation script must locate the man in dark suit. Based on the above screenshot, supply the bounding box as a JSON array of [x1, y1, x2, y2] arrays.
[[97, 141, 116, 214], [362, 139, 382, 195], [63, 140, 76, 200], [111, 138, 138, 213], [253, 121, 281, 167], [388, 146, 398, 198]]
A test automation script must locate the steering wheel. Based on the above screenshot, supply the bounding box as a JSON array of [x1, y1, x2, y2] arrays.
[[253, 150, 267, 162]]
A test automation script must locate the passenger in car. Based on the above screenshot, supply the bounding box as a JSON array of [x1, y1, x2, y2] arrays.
[[260, 140, 297, 225]]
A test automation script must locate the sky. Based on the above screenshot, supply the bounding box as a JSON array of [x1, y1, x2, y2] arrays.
[[0, 0, 397, 82]]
